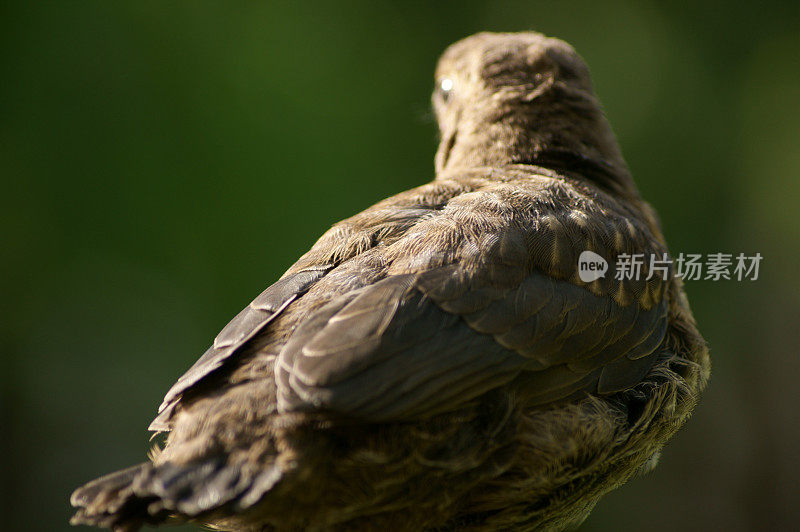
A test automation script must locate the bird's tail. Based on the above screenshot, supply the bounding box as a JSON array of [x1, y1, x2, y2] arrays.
[[70, 457, 284, 531], [70, 462, 166, 531]]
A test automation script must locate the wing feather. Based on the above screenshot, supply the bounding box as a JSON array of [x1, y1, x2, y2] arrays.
[[275, 266, 667, 421], [149, 268, 328, 431]]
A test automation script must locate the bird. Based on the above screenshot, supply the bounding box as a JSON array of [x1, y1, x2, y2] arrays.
[[70, 31, 710, 532]]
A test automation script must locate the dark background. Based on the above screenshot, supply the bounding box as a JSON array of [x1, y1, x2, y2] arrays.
[[2, 2, 799, 531]]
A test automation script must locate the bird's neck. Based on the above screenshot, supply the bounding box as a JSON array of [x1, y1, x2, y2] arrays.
[[436, 97, 641, 200]]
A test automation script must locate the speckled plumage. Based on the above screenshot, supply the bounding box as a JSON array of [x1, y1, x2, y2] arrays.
[[71, 32, 709, 531]]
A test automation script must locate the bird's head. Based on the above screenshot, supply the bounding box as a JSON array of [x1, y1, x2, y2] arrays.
[[433, 32, 638, 198]]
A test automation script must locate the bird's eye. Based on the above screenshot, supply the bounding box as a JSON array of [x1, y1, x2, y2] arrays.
[[437, 78, 454, 103]]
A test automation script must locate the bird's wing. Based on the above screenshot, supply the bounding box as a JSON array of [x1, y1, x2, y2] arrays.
[[149, 267, 329, 431], [150, 182, 470, 431], [276, 178, 671, 421]]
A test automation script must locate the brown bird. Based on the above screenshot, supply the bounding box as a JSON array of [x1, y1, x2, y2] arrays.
[[70, 31, 710, 531]]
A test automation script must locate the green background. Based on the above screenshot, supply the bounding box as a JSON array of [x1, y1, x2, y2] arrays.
[[2, 2, 799, 531]]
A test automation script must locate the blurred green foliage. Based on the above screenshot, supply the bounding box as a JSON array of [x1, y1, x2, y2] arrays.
[[2, 2, 799, 531]]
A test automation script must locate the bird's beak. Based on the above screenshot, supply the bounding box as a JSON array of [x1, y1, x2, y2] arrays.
[[435, 126, 458, 174]]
